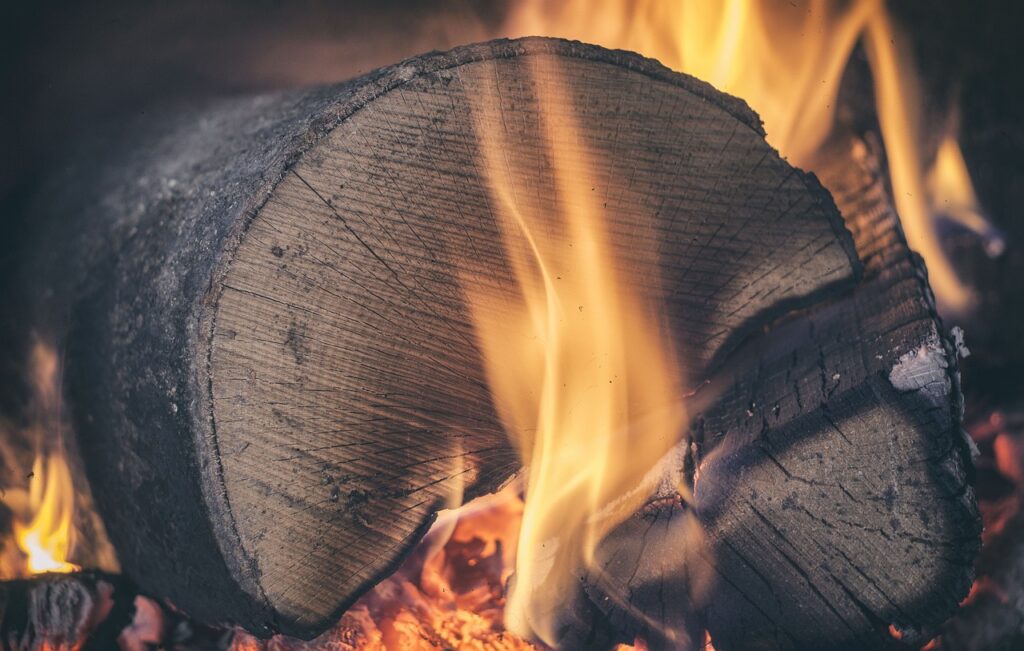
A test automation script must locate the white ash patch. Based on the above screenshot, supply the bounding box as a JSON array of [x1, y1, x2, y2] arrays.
[[950, 326, 971, 359], [887, 334, 951, 411]]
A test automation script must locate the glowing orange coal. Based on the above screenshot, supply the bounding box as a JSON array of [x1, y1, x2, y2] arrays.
[[231, 487, 539, 651]]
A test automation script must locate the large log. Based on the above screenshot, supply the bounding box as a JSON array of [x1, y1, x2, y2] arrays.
[[12, 35, 974, 641]]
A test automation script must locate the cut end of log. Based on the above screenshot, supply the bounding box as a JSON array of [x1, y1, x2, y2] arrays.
[[196, 37, 859, 635]]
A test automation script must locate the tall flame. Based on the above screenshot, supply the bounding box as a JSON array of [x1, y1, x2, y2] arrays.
[[1, 342, 80, 576], [454, 1, 994, 644], [503, 0, 994, 316], [462, 57, 687, 646]]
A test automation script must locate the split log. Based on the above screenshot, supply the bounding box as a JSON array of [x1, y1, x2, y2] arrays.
[[12, 36, 977, 642], [581, 137, 981, 650]]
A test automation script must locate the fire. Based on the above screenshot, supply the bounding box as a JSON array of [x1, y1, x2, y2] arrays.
[[502, 0, 993, 315], [452, 1, 994, 644], [460, 56, 687, 646], [0, 342, 80, 577], [11, 454, 79, 574], [232, 487, 534, 650], [0, 4, 995, 649]]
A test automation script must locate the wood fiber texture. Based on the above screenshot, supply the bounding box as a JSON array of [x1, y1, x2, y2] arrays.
[[581, 138, 980, 651]]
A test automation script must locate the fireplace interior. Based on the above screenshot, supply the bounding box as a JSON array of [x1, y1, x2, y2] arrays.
[[1, 2, 1023, 650]]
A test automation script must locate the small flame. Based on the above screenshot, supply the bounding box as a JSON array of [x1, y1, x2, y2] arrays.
[[504, 0, 992, 315], [461, 57, 686, 646], [1, 342, 80, 577], [12, 454, 79, 574]]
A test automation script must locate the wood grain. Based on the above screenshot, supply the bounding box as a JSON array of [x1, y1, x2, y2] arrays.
[[580, 136, 980, 651], [207, 41, 856, 633]]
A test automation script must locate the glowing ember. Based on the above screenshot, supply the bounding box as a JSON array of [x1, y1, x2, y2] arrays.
[[231, 487, 540, 650]]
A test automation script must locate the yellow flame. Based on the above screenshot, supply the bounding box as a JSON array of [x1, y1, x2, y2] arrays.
[[504, 0, 989, 315], [1, 342, 80, 576], [862, 8, 975, 313], [927, 129, 1004, 257], [14, 454, 79, 574], [462, 57, 686, 646]]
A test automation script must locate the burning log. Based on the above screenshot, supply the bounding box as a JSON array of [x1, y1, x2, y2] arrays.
[[583, 137, 981, 650], [12, 35, 980, 645]]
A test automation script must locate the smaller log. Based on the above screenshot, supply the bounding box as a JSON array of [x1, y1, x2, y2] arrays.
[[0, 572, 232, 651], [576, 134, 981, 651], [0, 572, 128, 650]]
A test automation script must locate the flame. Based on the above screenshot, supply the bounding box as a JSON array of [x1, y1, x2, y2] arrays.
[[12, 454, 80, 574], [503, 0, 992, 315], [927, 129, 1004, 257], [861, 7, 975, 314], [460, 56, 686, 646], [1, 342, 80, 576]]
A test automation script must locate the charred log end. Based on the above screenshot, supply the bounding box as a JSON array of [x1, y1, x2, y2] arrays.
[[686, 138, 981, 651]]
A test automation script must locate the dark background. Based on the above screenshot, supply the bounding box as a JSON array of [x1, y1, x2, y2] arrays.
[[0, 0, 1022, 403]]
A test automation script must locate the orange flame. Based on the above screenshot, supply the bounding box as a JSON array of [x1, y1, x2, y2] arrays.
[[460, 56, 687, 646], [503, 0, 992, 316]]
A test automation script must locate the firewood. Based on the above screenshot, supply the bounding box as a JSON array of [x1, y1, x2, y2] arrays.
[[15, 35, 957, 641], [0, 572, 234, 651], [580, 137, 981, 650], [0, 572, 129, 651]]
